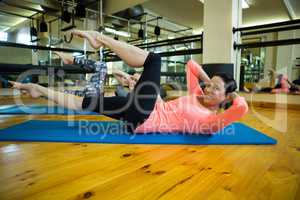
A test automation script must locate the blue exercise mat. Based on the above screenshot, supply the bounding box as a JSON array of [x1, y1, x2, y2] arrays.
[[0, 120, 277, 145], [0, 105, 97, 115]]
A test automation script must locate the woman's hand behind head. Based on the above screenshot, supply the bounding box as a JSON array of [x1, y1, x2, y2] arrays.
[[227, 92, 239, 101]]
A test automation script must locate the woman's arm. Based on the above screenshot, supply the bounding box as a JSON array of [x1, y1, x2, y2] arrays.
[[112, 69, 131, 86], [200, 95, 248, 134], [186, 60, 210, 96]]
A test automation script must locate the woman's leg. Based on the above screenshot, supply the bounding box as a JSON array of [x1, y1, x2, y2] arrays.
[[10, 81, 131, 120], [71, 30, 149, 68], [54, 51, 96, 68], [124, 53, 162, 130], [9, 81, 83, 111], [82, 95, 129, 120]]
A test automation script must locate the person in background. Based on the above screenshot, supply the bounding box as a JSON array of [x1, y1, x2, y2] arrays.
[[112, 68, 140, 97], [244, 69, 299, 94], [271, 73, 300, 94]]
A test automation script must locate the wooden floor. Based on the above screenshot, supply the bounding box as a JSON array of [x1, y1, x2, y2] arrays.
[[0, 101, 300, 199]]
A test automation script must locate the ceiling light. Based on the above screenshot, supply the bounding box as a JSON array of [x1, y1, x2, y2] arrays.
[[198, 0, 250, 9], [176, 46, 187, 51], [104, 27, 131, 38], [17, 33, 30, 44], [73, 52, 82, 57], [242, 0, 249, 9], [0, 31, 8, 41]]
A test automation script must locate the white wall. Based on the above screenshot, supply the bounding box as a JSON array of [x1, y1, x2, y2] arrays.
[[203, 0, 241, 64], [292, 30, 300, 80], [263, 33, 277, 79], [276, 30, 300, 81]]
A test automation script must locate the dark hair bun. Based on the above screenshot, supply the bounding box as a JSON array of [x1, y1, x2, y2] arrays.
[[214, 73, 237, 94]]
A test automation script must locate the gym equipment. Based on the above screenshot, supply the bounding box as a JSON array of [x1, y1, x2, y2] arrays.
[[0, 63, 96, 74], [0, 120, 277, 145], [104, 34, 203, 61], [61, 10, 76, 32], [75, 0, 86, 18], [115, 5, 144, 21], [154, 17, 161, 37], [39, 15, 48, 33], [64, 33, 73, 44], [138, 23, 144, 39], [0, 41, 94, 54], [0, 105, 97, 115], [60, 0, 77, 32], [234, 38, 300, 49], [61, 6, 72, 23], [234, 19, 300, 49], [233, 19, 300, 33], [29, 18, 38, 43]]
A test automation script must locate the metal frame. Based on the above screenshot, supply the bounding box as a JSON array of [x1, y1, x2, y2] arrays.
[[233, 19, 300, 33], [85, 8, 192, 40], [234, 19, 300, 49], [135, 34, 202, 48], [234, 38, 300, 49], [0, 63, 96, 74], [0, 41, 94, 54], [241, 25, 300, 36]]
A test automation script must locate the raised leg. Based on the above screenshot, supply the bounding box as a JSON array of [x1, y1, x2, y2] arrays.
[[71, 30, 149, 68]]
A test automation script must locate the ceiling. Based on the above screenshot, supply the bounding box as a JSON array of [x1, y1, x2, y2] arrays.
[[143, 0, 204, 30], [143, 0, 298, 30], [0, 0, 299, 33]]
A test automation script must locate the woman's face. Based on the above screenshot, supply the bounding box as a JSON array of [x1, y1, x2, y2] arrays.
[[203, 76, 226, 106]]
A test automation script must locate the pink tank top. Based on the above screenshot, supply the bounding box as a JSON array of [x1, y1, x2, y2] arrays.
[[135, 60, 248, 134]]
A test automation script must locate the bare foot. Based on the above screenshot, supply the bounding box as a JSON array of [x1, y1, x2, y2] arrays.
[[71, 30, 105, 49], [9, 81, 42, 98], [53, 51, 74, 64]]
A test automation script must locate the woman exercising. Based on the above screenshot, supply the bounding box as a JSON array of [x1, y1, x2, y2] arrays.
[[10, 30, 248, 134], [54, 52, 168, 98]]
